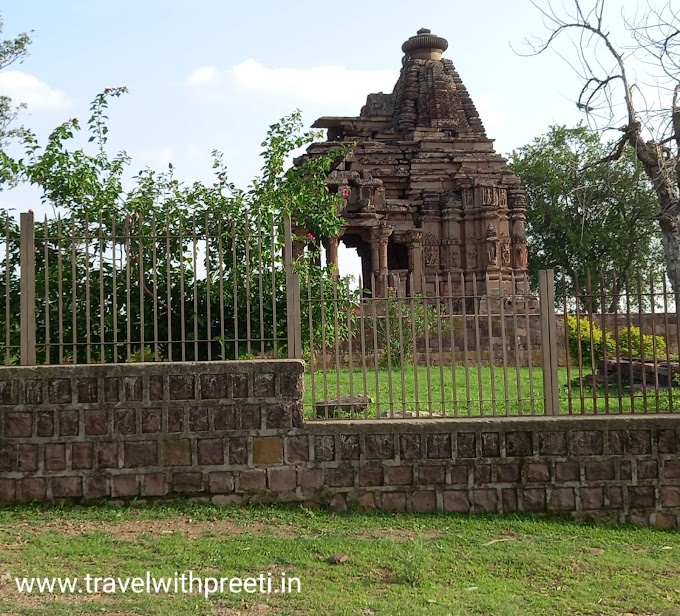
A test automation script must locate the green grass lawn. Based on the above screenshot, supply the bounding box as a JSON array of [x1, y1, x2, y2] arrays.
[[304, 367, 680, 418], [0, 504, 679, 615]]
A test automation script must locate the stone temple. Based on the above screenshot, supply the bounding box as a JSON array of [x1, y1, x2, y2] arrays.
[[299, 28, 529, 303]]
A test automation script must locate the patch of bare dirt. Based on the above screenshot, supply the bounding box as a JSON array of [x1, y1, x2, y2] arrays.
[[350, 527, 442, 541], [0, 584, 120, 611], [1, 516, 299, 541], [212, 600, 273, 615], [0, 517, 451, 543]]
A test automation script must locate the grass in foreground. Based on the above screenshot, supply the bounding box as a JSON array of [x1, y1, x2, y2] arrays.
[[0, 504, 679, 615], [304, 367, 680, 418]]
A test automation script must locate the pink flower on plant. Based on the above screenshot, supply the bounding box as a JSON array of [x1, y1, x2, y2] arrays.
[[306, 232, 315, 241], [104, 88, 112, 93], [338, 186, 351, 199]]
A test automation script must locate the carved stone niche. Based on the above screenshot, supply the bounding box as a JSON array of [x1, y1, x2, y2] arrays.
[[465, 236, 478, 270], [500, 238, 512, 267], [354, 173, 384, 211], [421, 190, 441, 219], [498, 189, 508, 208], [462, 188, 474, 210], [513, 235, 528, 269], [486, 240, 498, 268], [441, 190, 463, 214], [423, 232, 440, 270], [373, 184, 386, 207], [479, 186, 500, 207], [442, 237, 462, 270], [485, 223, 499, 268]]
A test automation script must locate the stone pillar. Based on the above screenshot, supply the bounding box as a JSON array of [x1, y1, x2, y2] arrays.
[[326, 237, 339, 276], [371, 225, 393, 296], [370, 238, 380, 276], [368, 235, 381, 295], [378, 237, 389, 274], [406, 230, 423, 294], [292, 241, 305, 260], [508, 188, 529, 295]]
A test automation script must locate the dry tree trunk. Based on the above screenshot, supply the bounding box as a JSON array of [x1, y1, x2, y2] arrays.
[[658, 210, 680, 297], [630, 128, 680, 296]]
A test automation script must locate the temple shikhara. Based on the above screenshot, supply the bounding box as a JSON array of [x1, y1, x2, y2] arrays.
[[298, 28, 529, 303]]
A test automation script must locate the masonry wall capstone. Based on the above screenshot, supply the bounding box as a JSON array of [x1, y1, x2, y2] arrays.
[[1, 360, 679, 527]]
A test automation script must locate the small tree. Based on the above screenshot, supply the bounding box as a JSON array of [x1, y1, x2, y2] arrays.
[[0, 89, 356, 362]]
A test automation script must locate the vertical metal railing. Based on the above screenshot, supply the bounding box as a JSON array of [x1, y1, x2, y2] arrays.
[[555, 269, 678, 416], [9, 209, 291, 366], [19, 211, 36, 365], [303, 268, 545, 419], [283, 214, 302, 360], [6, 207, 680, 420], [539, 269, 559, 415]]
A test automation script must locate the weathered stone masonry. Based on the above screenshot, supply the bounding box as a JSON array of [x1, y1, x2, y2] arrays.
[[1, 360, 680, 527]]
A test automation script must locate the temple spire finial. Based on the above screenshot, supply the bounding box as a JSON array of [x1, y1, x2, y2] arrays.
[[401, 28, 448, 60]]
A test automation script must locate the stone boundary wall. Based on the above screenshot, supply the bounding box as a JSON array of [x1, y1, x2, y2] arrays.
[[1, 361, 679, 527]]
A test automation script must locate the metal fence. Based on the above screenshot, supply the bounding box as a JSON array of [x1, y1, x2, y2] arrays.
[[303, 268, 680, 419], [4, 210, 291, 366], [305, 270, 549, 419], [3, 209, 680, 418], [556, 271, 680, 416]]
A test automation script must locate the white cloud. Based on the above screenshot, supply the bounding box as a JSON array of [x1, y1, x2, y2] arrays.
[[0, 70, 72, 111], [184, 59, 399, 107], [184, 66, 220, 87]]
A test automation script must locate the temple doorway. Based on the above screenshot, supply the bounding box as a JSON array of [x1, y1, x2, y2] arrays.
[[339, 233, 371, 294]]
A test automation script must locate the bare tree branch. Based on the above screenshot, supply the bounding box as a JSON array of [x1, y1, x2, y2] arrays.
[[580, 132, 628, 171], [521, 0, 680, 293]]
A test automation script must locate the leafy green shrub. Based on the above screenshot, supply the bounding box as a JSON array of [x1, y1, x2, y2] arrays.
[[616, 325, 666, 359], [567, 316, 667, 364], [566, 316, 615, 365], [373, 291, 439, 368], [1, 89, 348, 365]]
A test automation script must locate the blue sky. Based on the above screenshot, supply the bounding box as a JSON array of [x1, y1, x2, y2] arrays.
[[0, 0, 591, 193], [0, 0, 642, 275]]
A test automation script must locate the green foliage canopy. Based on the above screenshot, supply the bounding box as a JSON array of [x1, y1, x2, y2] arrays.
[[509, 125, 662, 312], [0, 89, 358, 363]]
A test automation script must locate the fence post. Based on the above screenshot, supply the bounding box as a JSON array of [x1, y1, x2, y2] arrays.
[[283, 214, 302, 359], [538, 269, 559, 415], [19, 211, 36, 365]]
